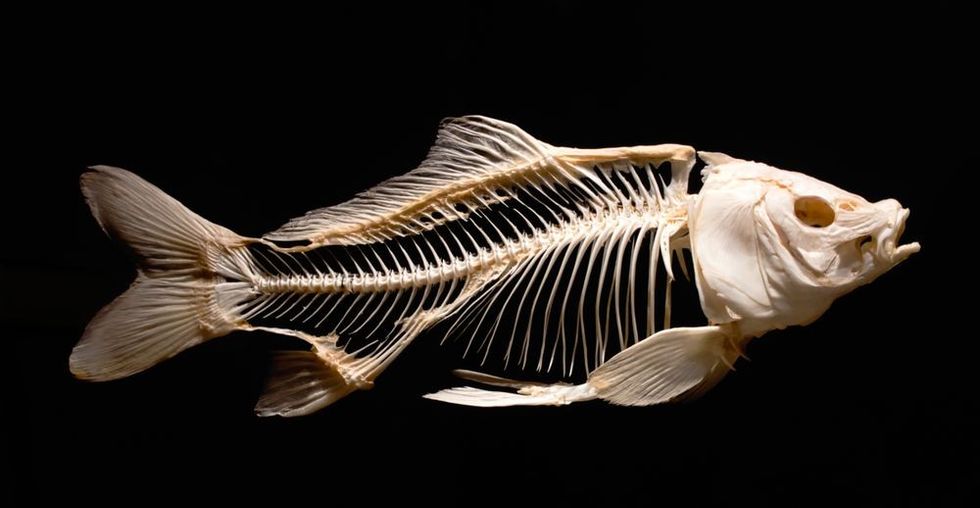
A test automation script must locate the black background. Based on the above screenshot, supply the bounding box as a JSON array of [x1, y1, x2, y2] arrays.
[[3, 4, 973, 506]]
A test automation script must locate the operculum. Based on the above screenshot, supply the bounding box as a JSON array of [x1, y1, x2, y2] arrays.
[[688, 180, 774, 336]]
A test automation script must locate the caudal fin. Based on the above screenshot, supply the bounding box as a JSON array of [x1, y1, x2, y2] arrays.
[[71, 166, 255, 381]]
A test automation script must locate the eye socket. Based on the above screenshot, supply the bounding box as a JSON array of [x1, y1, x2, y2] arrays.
[[794, 196, 835, 228]]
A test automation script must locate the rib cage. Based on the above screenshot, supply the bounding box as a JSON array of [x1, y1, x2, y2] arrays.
[[239, 155, 692, 376]]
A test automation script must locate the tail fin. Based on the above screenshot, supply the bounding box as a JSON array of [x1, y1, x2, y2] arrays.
[[71, 166, 255, 381]]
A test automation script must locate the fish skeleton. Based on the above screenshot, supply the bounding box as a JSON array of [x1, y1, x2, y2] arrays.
[[72, 116, 920, 416]]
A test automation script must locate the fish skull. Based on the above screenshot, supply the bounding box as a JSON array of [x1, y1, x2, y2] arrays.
[[689, 152, 920, 338]]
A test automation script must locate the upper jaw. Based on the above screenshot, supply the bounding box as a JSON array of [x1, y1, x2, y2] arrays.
[[877, 206, 921, 264]]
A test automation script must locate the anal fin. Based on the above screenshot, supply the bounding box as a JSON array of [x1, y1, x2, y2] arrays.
[[255, 351, 357, 417]]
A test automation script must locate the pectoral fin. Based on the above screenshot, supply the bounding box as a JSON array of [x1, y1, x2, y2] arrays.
[[587, 326, 740, 406]]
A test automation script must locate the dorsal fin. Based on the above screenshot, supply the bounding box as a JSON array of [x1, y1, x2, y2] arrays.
[[264, 116, 552, 246]]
